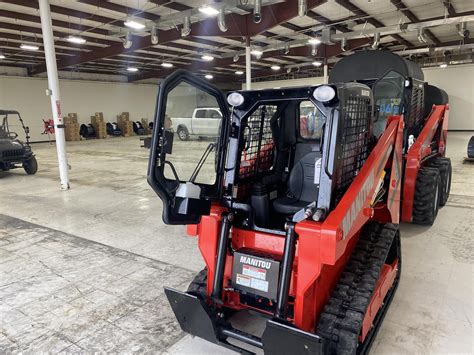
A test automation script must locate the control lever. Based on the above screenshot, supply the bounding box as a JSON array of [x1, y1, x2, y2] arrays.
[[292, 202, 326, 222]]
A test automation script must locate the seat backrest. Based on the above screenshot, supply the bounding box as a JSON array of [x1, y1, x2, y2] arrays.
[[288, 151, 320, 202]]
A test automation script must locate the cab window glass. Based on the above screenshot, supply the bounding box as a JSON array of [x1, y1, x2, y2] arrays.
[[299, 101, 325, 140]]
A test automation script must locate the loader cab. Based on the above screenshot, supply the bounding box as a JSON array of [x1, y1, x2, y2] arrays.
[[148, 70, 374, 230], [330, 50, 425, 147]]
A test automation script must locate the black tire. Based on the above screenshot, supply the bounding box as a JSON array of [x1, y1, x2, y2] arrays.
[[177, 126, 189, 141], [412, 168, 441, 225], [468, 136, 474, 158], [23, 156, 38, 175], [187, 268, 207, 295], [427, 157, 451, 207]]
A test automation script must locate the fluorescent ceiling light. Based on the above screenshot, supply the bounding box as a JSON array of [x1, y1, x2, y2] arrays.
[[199, 5, 220, 16], [251, 49, 263, 56], [308, 38, 321, 45], [0, 54, 5, 59], [161, 62, 173, 68], [127, 67, 139, 72], [201, 55, 214, 61], [235, 70, 244, 75], [124, 19, 145, 30], [20, 44, 39, 51], [271, 65, 281, 70], [439, 63, 448, 68], [205, 74, 213, 79], [312, 60, 322, 67], [67, 36, 86, 44]]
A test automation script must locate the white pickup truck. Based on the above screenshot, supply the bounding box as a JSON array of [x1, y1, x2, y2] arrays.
[[171, 107, 222, 141]]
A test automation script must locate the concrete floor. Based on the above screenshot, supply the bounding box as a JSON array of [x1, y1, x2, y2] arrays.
[[0, 132, 473, 354]]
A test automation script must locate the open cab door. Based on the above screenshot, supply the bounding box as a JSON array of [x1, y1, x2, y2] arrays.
[[147, 70, 230, 225]]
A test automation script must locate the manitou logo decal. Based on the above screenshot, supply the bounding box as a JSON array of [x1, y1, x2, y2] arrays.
[[342, 171, 375, 239], [240, 256, 271, 270]]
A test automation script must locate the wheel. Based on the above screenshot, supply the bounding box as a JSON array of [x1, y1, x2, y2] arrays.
[[177, 126, 189, 141], [427, 157, 451, 207], [187, 268, 207, 295], [468, 136, 474, 158], [412, 167, 441, 225], [23, 156, 38, 175]]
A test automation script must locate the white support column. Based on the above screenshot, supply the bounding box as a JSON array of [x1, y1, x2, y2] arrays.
[[39, 0, 69, 190], [245, 38, 251, 90], [323, 63, 329, 84]]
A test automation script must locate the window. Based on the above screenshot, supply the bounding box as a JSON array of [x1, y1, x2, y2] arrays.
[[209, 109, 222, 119], [299, 101, 325, 140], [194, 109, 207, 118]]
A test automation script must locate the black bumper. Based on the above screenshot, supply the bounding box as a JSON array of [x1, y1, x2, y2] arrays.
[[164, 287, 326, 354]]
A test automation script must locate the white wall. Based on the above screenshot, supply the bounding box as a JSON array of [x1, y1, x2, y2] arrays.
[[422, 64, 474, 130], [0, 76, 158, 141]]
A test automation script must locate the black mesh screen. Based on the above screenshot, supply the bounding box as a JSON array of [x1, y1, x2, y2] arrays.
[[408, 83, 425, 137], [335, 96, 372, 202], [239, 105, 277, 181]]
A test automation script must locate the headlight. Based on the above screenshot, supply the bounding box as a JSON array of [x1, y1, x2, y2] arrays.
[[313, 85, 336, 103], [227, 92, 245, 107]]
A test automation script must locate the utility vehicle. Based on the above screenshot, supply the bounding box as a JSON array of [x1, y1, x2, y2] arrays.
[[148, 70, 404, 354], [0, 110, 37, 175], [330, 50, 451, 225], [171, 107, 222, 141]]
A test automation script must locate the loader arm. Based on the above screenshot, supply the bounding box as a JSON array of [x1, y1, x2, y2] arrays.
[[402, 104, 449, 222]]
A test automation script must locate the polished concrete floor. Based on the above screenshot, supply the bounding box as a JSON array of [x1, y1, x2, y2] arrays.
[[0, 132, 473, 354]]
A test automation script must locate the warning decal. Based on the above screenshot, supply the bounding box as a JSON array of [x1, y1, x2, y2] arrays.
[[236, 273, 269, 293], [242, 264, 266, 280]]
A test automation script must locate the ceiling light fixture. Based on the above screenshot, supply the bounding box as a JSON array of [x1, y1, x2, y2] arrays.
[[271, 65, 281, 70], [201, 55, 214, 61], [161, 62, 173, 68], [251, 49, 263, 57], [199, 5, 220, 16], [0, 54, 5, 59], [439, 63, 448, 68], [67, 36, 86, 44], [205, 74, 214, 79], [124, 19, 145, 30], [20, 44, 39, 51], [127, 67, 139, 72], [312, 60, 322, 67], [235, 70, 244, 75], [308, 37, 321, 45]]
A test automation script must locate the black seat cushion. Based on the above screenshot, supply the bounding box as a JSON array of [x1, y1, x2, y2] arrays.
[[272, 151, 321, 215]]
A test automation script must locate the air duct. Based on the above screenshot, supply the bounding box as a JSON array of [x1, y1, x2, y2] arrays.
[[123, 31, 132, 49], [181, 16, 191, 37], [341, 37, 347, 51], [417, 28, 427, 43], [311, 46, 317, 56], [298, 0, 307, 17], [253, 0, 262, 23], [151, 25, 158, 45], [457, 22, 470, 38], [233, 54, 239, 62], [218, 8, 228, 32], [284, 43, 290, 54], [371, 32, 380, 49]]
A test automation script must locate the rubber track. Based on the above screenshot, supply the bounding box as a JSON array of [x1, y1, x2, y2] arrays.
[[316, 222, 397, 355]]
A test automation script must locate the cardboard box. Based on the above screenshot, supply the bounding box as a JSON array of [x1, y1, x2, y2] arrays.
[[90, 117, 107, 139], [65, 113, 78, 124], [65, 122, 80, 141], [117, 113, 134, 136]]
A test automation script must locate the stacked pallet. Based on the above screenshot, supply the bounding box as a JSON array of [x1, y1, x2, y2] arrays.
[[64, 113, 80, 141], [91, 112, 107, 139], [141, 118, 151, 134], [117, 112, 133, 137]]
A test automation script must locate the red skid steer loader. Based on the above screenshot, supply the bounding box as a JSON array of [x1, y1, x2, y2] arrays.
[[147, 69, 405, 354]]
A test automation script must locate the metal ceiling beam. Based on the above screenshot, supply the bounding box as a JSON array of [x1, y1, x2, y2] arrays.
[[334, 0, 414, 48], [77, 0, 161, 21], [442, 0, 457, 16], [389, 0, 441, 45]]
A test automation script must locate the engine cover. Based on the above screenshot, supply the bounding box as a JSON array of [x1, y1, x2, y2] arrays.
[[232, 249, 280, 300]]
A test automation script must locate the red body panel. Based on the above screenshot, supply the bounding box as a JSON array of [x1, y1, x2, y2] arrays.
[[401, 105, 449, 222], [190, 116, 405, 333]]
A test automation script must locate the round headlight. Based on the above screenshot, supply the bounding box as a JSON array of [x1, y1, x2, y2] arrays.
[[227, 92, 245, 107], [313, 85, 336, 103]]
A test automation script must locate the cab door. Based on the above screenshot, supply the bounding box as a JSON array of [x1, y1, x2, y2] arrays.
[[147, 70, 230, 225]]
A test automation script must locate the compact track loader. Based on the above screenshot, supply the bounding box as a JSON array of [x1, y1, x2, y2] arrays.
[[330, 51, 451, 225], [147, 69, 406, 354]]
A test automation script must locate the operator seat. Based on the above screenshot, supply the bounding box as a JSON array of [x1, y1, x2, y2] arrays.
[[272, 151, 320, 215]]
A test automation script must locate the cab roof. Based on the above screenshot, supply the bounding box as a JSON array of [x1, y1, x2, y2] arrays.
[[329, 50, 424, 83]]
